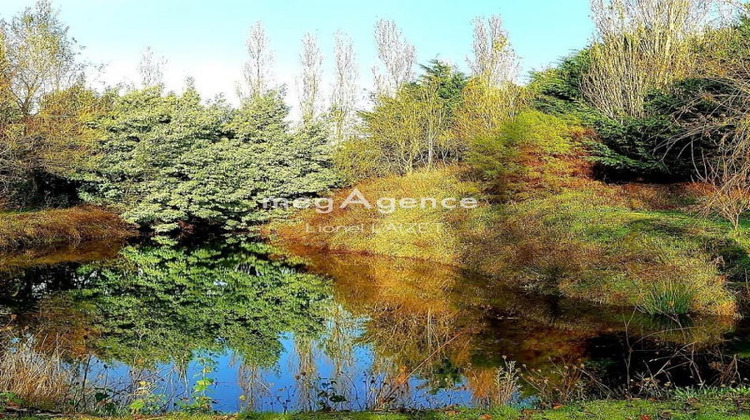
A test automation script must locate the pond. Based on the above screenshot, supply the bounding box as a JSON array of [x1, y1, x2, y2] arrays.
[[0, 237, 749, 413]]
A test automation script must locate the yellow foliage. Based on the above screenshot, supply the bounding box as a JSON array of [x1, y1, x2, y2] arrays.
[[453, 79, 524, 142]]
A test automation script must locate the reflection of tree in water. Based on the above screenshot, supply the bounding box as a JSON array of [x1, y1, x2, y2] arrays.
[[294, 249, 497, 407], [2, 239, 332, 368], [75, 239, 332, 368], [1, 238, 747, 411], [289, 245, 741, 405], [293, 335, 319, 411], [322, 303, 358, 391]]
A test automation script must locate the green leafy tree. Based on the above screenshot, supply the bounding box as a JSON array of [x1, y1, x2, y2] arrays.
[[224, 89, 340, 226], [81, 85, 230, 231], [84, 86, 338, 231], [0, 0, 93, 207], [1, 0, 83, 116], [74, 239, 331, 368], [340, 60, 466, 178]]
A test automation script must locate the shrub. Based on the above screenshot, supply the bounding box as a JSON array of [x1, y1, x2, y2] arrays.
[[82, 87, 339, 232], [485, 359, 519, 408], [333, 137, 386, 182], [351, 61, 467, 178], [466, 109, 591, 198], [528, 50, 729, 182]]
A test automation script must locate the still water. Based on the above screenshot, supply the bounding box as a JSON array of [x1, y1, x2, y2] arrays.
[[0, 237, 749, 413]]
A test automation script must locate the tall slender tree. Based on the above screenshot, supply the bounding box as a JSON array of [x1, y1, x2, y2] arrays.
[[372, 19, 415, 97], [297, 33, 323, 123], [457, 15, 522, 142], [330, 31, 358, 143], [240, 21, 274, 99], [468, 15, 518, 88]]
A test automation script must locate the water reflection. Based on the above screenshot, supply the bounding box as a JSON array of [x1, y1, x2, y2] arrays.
[[0, 238, 747, 413]]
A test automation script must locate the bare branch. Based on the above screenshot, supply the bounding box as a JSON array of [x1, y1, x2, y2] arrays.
[[583, 0, 734, 119], [138, 46, 166, 88], [240, 21, 274, 99], [468, 15, 519, 87], [372, 19, 415, 97], [330, 31, 359, 143], [297, 33, 323, 123]]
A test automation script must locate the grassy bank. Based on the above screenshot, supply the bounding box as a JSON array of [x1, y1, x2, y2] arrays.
[[270, 115, 748, 317], [242, 395, 750, 419], [30, 393, 750, 419], [0, 206, 135, 252]]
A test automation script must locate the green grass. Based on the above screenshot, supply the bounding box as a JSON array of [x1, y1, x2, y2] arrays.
[[239, 401, 750, 420], [273, 171, 745, 316], [271, 116, 750, 317], [234, 396, 750, 419], [637, 280, 695, 315], [38, 395, 750, 419]]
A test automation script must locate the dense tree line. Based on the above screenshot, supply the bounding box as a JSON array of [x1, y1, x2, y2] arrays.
[[0, 1, 338, 232], [529, 1, 750, 224], [81, 86, 337, 232], [2, 0, 750, 231]]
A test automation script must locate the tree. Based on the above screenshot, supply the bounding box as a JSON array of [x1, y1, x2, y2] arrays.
[[0, 1, 95, 207], [582, 0, 728, 119], [84, 85, 338, 231], [468, 15, 518, 88], [330, 31, 358, 144], [372, 19, 415, 97], [137, 46, 166, 88], [0, 31, 24, 203], [229, 90, 339, 222], [456, 16, 522, 143], [350, 61, 466, 177], [453, 78, 524, 143], [417, 61, 468, 165], [32, 82, 105, 180], [82, 84, 233, 231], [239, 21, 274, 99], [1, 0, 83, 116], [674, 14, 750, 228], [297, 33, 323, 123]]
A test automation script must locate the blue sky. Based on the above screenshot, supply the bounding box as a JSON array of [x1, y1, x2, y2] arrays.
[[0, 0, 594, 107]]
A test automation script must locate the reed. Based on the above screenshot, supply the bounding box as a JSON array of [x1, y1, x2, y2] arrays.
[[0, 336, 73, 410]]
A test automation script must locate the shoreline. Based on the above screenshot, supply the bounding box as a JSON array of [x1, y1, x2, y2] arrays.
[[0, 206, 136, 253], [18, 393, 750, 419]]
